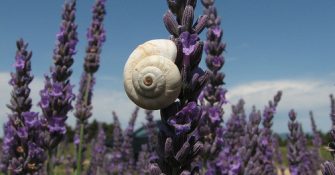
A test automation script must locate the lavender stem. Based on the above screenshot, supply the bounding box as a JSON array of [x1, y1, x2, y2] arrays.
[[76, 122, 85, 175], [74, 0, 106, 172], [76, 73, 92, 175]]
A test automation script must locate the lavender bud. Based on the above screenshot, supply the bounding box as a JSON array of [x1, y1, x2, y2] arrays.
[[193, 15, 208, 34], [164, 138, 174, 158], [149, 163, 162, 175], [322, 161, 335, 175], [175, 142, 191, 163], [164, 10, 180, 36], [181, 5, 194, 31]]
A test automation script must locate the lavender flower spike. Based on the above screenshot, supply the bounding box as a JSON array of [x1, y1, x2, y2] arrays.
[[74, 0, 106, 174], [144, 110, 158, 153], [121, 107, 139, 174], [104, 112, 124, 174], [38, 1, 78, 173], [87, 124, 106, 175], [1, 39, 46, 174], [287, 110, 313, 175], [242, 106, 262, 172], [322, 94, 335, 175], [310, 111, 322, 173], [248, 91, 282, 175], [197, 0, 227, 168], [272, 134, 285, 175], [147, 1, 209, 174], [322, 161, 335, 175], [136, 110, 158, 174], [75, 0, 107, 122], [330, 94, 335, 126], [208, 99, 246, 175]]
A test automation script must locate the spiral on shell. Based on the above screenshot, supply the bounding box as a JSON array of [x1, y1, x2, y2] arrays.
[[123, 39, 182, 110]]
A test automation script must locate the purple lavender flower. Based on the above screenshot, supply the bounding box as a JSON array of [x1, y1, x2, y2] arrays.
[[322, 161, 335, 175], [144, 110, 158, 153], [180, 32, 198, 55], [121, 107, 139, 173], [287, 110, 313, 175], [246, 91, 282, 175], [104, 112, 124, 174], [36, 1, 78, 174], [272, 134, 285, 175], [103, 108, 139, 174], [149, 1, 209, 174], [136, 145, 153, 175], [167, 102, 201, 136], [1, 39, 46, 174], [136, 110, 158, 175], [196, 0, 227, 171], [329, 95, 335, 160], [207, 148, 243, 175], [330, 94, 335, 126], [74, 1, 106, 173], [322, 94, 335, 175], [87, 124, 106, 175], [206, 100, 245, 175], [111, 112, 123, 151], [242, 106, 262, 171], [38, 0, 77, 148], [309, 111, 322, 172], [75, 0, 106, 121]]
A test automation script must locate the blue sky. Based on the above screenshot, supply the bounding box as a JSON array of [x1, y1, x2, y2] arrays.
[[0, 0, 334, 135]]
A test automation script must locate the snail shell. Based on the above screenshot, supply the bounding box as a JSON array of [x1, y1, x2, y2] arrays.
[[124, 39, 181, 110]]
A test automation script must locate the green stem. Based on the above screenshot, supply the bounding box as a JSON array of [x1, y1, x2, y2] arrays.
[[172, 167, 179, 175], [76, 122, 84, 175], [76, 73, 92, 175], [47, 150, 54, 175]]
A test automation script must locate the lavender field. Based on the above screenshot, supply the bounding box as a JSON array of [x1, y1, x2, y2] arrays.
[[0, 0, 334, 175]]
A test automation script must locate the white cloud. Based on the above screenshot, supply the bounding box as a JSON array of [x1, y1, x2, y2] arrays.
[[0, 72, 159, 136], [224, 79, 335, 133], [1, 71, 334, 136], [86, 88, 160, 130]]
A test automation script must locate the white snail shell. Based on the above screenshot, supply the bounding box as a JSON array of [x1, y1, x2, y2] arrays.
[[124, 39, 181, 110]]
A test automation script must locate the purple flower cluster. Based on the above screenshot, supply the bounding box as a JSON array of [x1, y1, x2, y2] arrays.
[[204, 92, 281, 175], [1, 39, 46, 174], [38, 0, 77, 150], [121, 107, 139, 173], [147, 0, 210, 174], [287, 110, 313, 175], [245, 91, 282, 175], [206, 100, 246, 175], [136, 144, 153, 175], [322, 94, 335, 175], [104, 112, 124, 174], [87, 124, 106, 175], [242, 106, 262, 168], [103, 108, 139, 174], [144, 110, 158, 153], [136, 110, 159, 175], [73, 0, 106, 173], [197, 0, 227, 167], [75, 0, 106, 122], [272, 134, 285, 175], [310, 111, 322, 172]]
